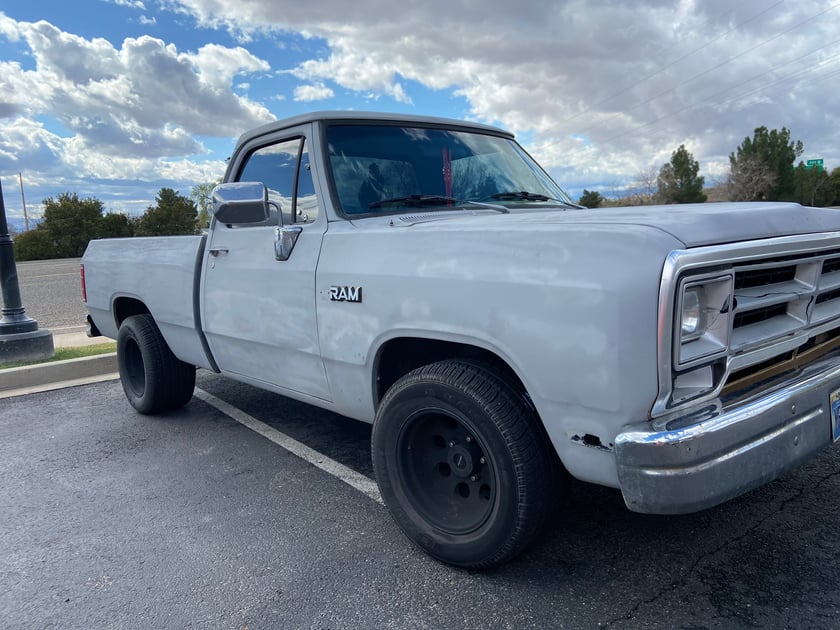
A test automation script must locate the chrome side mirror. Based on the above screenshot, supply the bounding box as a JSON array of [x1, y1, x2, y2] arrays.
[[211, 182, 270, 224]]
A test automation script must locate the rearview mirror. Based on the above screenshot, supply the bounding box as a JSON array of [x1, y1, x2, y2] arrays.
[[211, 182, 271, 225]]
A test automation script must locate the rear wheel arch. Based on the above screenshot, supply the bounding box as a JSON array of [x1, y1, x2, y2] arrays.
[[113, 296, 150, 329]]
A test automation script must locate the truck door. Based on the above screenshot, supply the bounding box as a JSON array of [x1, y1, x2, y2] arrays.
[[200, 129, 331, 401]]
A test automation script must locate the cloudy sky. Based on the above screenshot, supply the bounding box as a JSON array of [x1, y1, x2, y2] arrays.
[[0, 0, 838, 223]]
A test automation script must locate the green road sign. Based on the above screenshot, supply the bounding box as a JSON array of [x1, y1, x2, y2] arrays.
[[806, 158, 824, 170]]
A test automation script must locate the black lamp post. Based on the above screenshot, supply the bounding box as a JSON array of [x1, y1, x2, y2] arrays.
[[0, 178, 54, 363]]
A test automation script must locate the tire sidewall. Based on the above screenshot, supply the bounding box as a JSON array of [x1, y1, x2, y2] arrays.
[[373, 376, 522, 567], [117, 316, 156, 414]]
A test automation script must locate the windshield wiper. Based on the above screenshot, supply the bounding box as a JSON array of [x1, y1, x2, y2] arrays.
[[369, 195, 508, 213], [489, 191, 584, 208], [491, 191, 551, 201], [369, 194, 458, 209]]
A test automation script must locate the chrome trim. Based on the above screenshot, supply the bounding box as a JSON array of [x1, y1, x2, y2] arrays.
[[654, 232, 840, 417], [618, 355, 840, 514]]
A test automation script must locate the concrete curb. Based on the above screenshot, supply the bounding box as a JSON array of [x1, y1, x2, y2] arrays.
[[0, 353, 118, 398]]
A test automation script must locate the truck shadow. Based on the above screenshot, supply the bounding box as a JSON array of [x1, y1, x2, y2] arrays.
[[193, 372, 840, 626]]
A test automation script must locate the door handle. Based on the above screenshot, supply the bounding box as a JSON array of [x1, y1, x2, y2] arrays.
[[209, 247, 229, 257]]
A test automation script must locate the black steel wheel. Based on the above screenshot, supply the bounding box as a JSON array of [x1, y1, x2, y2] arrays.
[[372, 359, 555, 568], [117, 314, 195, 415]]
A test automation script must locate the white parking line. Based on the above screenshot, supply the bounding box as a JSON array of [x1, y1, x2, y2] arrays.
[[194, 388, 384, 505]]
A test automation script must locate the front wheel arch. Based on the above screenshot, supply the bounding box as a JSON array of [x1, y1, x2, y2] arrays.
[[373, 336, 530, 408]]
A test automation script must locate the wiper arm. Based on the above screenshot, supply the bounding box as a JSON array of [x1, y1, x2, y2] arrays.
[[490, 191, 584, 208], [369, 195, 508, 213], [462, 200, 509, 213]]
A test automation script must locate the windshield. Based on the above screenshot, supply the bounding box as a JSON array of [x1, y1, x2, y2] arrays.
[[325, 124, 574, 216]]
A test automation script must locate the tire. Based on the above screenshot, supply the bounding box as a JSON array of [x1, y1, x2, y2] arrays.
[[372, 359, 555, 568], [117, 314, 196, 414]]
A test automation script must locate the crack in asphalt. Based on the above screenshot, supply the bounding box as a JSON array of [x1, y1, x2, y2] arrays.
[[596, 468, 840, 628]]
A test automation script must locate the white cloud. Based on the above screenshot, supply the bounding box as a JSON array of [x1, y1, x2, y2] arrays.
[[108, 0, 147, 9], [0, 12, 21, 41], [293, 82, 334, 102], [139, 15, 157, 25], [0, 12, 274, 214], [186, 42, 270, 92], [3, 0, 839, 212], [0, 117, 223, 204], [168, 0, 840, 193], [0, 118, 66, 174], [1, 16, 274, 161]]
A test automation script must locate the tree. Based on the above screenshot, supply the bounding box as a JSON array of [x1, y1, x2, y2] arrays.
[[40, 192, 106, 257], [634, 164, 660, 204], [657, 144, 706, 204], [13, 228, 57, 261], [191, 181, 220, 230], [727, 155, 778, 202], [827, 167, 840, 207], [135, 188, 198, 236], [98, 212, 134, 238], [578, 189, 604, 208], [729, 126, 803, 201]]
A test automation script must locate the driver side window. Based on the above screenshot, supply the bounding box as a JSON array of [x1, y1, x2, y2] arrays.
[[237, 137, 319, 224]]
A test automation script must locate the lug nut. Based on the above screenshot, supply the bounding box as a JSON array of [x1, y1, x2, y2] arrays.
[[449, 440, 456, 447], [470, 474, 480, 482], [465, 435, 473, 443], [479, 456, 486, 465]]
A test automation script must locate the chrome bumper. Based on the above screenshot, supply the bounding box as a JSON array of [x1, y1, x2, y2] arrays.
[[615, 359, 840, 514]]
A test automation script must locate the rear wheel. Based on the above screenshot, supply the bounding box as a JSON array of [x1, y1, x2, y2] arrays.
[[372, 360, 556, 568], [117, 314, 195, 414]]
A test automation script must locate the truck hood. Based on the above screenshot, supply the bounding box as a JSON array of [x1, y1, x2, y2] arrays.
[[564, 202, 840, 247], [388, 202, 840, 248]]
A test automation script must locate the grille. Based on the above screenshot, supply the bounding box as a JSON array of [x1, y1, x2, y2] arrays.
[[734, 266, 796, 290], [730, 254, 840, 355], [655, 238, 840, 418]]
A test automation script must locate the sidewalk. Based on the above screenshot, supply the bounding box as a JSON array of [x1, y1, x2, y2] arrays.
[[0, 325, 118, 399]]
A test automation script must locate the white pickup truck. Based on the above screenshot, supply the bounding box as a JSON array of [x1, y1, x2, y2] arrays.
[[82, 111, 840, 568]]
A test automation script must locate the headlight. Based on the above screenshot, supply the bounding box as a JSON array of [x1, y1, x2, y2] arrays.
[[680, 287, 702, 340], [675, 274, 734, 368]]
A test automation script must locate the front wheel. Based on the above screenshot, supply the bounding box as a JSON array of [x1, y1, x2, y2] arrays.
[[117, 314, 196, 414], [372, 360, 556, 568]]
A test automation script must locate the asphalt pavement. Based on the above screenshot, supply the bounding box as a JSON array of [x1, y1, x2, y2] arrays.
[[3, 260, 840, 628], [12, 257, 89, 330], [3, 372, 840, 629]]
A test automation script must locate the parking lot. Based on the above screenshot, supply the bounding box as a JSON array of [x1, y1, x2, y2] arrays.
[[4, 258, 840, 628], [3, 368, 840, 629]]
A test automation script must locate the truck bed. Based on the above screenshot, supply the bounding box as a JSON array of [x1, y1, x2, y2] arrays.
[[82, 235, 213, 370]]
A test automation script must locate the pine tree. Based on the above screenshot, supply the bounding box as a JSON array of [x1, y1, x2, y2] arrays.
[[657, 145, 706, 204]]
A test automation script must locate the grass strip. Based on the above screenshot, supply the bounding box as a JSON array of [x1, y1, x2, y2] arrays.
[[0, 342, 116, 370]]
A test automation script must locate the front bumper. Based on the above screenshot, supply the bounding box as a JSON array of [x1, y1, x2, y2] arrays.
[[615, 357, 840, 514]]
